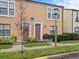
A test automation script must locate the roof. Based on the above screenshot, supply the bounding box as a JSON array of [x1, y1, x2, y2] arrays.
[[27, 0, 64, 8], [64, 9, 79, 11]]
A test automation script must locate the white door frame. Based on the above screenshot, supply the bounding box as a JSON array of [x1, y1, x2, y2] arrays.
[[34, 22, 43, 40]]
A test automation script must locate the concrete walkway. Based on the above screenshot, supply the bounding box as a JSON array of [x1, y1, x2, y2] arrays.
[[1, 43, 79, 52], [0, 44, 52, 52], [50, 43, 79, 47]]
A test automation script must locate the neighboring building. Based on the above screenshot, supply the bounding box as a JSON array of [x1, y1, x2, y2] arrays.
[[63, 9, 73, 33], [0, 0, 63, 41], [73, 10, 79, 33], [63, 9, 79, 33]]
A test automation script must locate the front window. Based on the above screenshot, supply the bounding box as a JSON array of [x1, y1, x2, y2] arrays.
[[0, 24, 10, 36], [50, 26, 55, 35], [75, 27, 79, 33], [0, 1, 15, 16]]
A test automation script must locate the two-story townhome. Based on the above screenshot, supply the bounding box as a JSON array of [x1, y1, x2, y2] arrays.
[[0, 0, 63, 41], [63, 9, 79, 33]]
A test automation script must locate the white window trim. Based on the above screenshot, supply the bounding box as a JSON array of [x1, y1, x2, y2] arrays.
[[0, 0, 15, 17], [34, 22, 43, 40]]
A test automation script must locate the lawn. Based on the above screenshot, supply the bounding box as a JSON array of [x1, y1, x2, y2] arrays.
[[24, 42, 49, 47], [0, 45, 12, 49], [59, 40, 79, 44], [1, 45, 79, 59]]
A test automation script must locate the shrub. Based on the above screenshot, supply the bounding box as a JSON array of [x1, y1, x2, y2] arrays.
[[43, 34, 50, 39], [10, 36, 17, 42], [0, 37, 9, 43], [50, 35, 61, 42], [50, 33, 79, 42], [0, 36, 17, 43], [26, 36, 35, 42]]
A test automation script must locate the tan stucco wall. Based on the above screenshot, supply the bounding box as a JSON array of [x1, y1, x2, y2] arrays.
[[0, 0, 63, 41], [22, 1, 63, 35], [0, 15, 18, 37], [63, 9, 73, 33]]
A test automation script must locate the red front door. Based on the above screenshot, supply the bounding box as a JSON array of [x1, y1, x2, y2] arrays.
[[35, 24, 41, 39], [23, 23, 30, 40]]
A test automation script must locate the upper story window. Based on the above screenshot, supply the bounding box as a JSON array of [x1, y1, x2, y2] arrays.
[[0, 1, 15, 17], [48, 8, 52, 19], [75, 12, 79, 22], [47, 8, 60, 20], [0, 2, 8, 15], [9, 3, 14, 15]]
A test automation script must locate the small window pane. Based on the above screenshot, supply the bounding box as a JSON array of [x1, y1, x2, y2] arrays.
[[52, 14, 55, 19], [0, 8, 8, 15], [9, 9, 14, 15], [48, 8, 51, 13], [0, 1, 8, 15], [52, 9, 60, 19], [4, 25, 10, 30], [0, 1, 8, 8], [9, 3, 14, 9], [52, 9, 55, 14], [9, 3, 14, 15], [50, 26, 55, 30], [4, 30, 10, 36], [50, 30, 55, 35], [48, 8, 51, 19], [0, 31, 3, 36], [50, 26, 55, 35], [75, 27, 79, 33], [76, 12, 79, 22], [48, 13, 51, 19], [0, 25, 3, 30]]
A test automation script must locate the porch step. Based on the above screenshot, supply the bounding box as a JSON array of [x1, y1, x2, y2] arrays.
[[44, 39, 53, 43], [13, 42, 21, 45]]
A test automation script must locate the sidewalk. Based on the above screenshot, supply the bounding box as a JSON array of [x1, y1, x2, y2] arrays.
[[50, 43, 79, 46], [0, 44, 52, 52], [1, 43, 79, 52]]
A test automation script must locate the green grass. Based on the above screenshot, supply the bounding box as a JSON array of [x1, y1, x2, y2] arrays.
[[59, 40, 79, 44], [0, 45, 12, 49], [24, 42, 49, 47], [1, 45, 79, 59]]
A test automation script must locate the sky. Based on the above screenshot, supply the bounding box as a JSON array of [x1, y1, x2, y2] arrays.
[[33, 0, 79, 10]]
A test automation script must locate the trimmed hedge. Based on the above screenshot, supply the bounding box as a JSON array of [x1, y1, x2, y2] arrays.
[[50, 33, 79, 42]]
